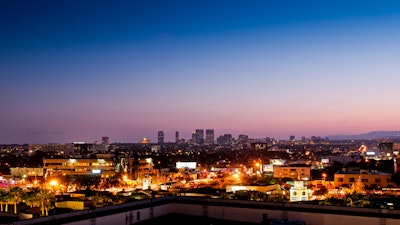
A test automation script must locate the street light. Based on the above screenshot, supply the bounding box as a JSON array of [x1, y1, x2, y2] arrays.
[[50, 179, 58, 187]]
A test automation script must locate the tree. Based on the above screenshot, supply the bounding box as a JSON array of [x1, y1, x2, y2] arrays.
[[249, 191, 268, 201], [341, 177, 369, 208], [22, 187, 55, 216], [92, 192, 108, 207], [344, 192, 370, 207], [319, 196, 342, 206], [42, 192, 55, 216], [268, 194, 287, 203], [220, 192, 234, 200], [92, 191, 121, 207], [2, 190, 11, 212], [234, 190, 250, 200], [23, 187, 43, 209], [349, 177, 365, 194], [0, 188, 9, 212], [313, 185, 328, 196], [9, 187, 24, 214]]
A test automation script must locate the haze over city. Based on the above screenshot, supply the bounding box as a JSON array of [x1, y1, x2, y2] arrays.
[[1, 1, 400, 144]]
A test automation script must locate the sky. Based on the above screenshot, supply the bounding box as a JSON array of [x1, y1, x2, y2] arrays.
[[1, 0, 400, 144]]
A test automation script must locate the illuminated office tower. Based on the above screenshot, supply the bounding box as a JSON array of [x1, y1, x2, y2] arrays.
[[205, 129, 214, 145], [194, 129, 204, 144], [158, 131, 164, 144]]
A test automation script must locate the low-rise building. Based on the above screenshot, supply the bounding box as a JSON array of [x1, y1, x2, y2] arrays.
[[334, 171, 394, 188], [43, 158, 116, 178], [273, 165, 311, 181], [9, 167, 44, 178], [289, 181, 310, 202]]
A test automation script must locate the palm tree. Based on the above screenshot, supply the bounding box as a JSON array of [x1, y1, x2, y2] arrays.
[[9, 186, 25, 214], [36, 188, 50, 216], [3, 191, 11, 213], [23, 187, 42, 209], [0, 188, 8, 212], [42, 192, 55, 216], [22, 187, 55, 216]]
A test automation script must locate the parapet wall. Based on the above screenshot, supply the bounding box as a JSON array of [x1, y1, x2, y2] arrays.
[[4, 197, 400, 225]]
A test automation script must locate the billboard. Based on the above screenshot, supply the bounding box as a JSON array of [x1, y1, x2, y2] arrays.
[[263, 164, 274, 172], [270, 159, 285, 165], [176, 162, 197, 169], [92, 169, 101, 174], [321, 158, 329, 164]]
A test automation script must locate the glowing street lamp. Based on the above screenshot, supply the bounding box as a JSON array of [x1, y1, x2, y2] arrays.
[[49, 179, 58, 187]]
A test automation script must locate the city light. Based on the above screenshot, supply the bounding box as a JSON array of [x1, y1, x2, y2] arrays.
[[49, 179, 58, 187]]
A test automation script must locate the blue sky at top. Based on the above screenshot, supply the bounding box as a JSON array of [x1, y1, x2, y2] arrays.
[[1, 0, 400, 143]]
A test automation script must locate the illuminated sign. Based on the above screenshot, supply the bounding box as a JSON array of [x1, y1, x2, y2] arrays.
[[92, 169, 101, 174], [321, 158, 329, 164], [270, 159, 285, 165], [263, 164, 274, 172], [176, 162, 197, 169]]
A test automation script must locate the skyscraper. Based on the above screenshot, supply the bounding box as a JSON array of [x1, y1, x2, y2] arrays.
[[217, 134, 232, 145], [205, 129, 214, 145], [194, 129, 204, 144], [102, 136, 110, 145], [158, 131, 164, 144], [238, 134, 248, 142], [175, 131, 179, 143]]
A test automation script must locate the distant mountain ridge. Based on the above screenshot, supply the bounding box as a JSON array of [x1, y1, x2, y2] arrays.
[[326, 131, 400, 140]]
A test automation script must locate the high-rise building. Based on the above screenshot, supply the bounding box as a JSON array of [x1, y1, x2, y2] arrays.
[[102, 136, 110, 145], [217, 134, 232, 145], [205, 129, 214, 145], [194, 129, 204, 144], [158, 131, 164, 144], [238, 134, 248, 142], [175, 131, 179, 143]]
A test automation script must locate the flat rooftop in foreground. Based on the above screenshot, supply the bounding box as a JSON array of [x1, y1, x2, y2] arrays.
[[135, 213, 261, 225], [2, 197, 400, 225]]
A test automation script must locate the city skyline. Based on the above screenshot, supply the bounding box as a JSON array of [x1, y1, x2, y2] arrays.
[[1, 1, 400, 144]]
